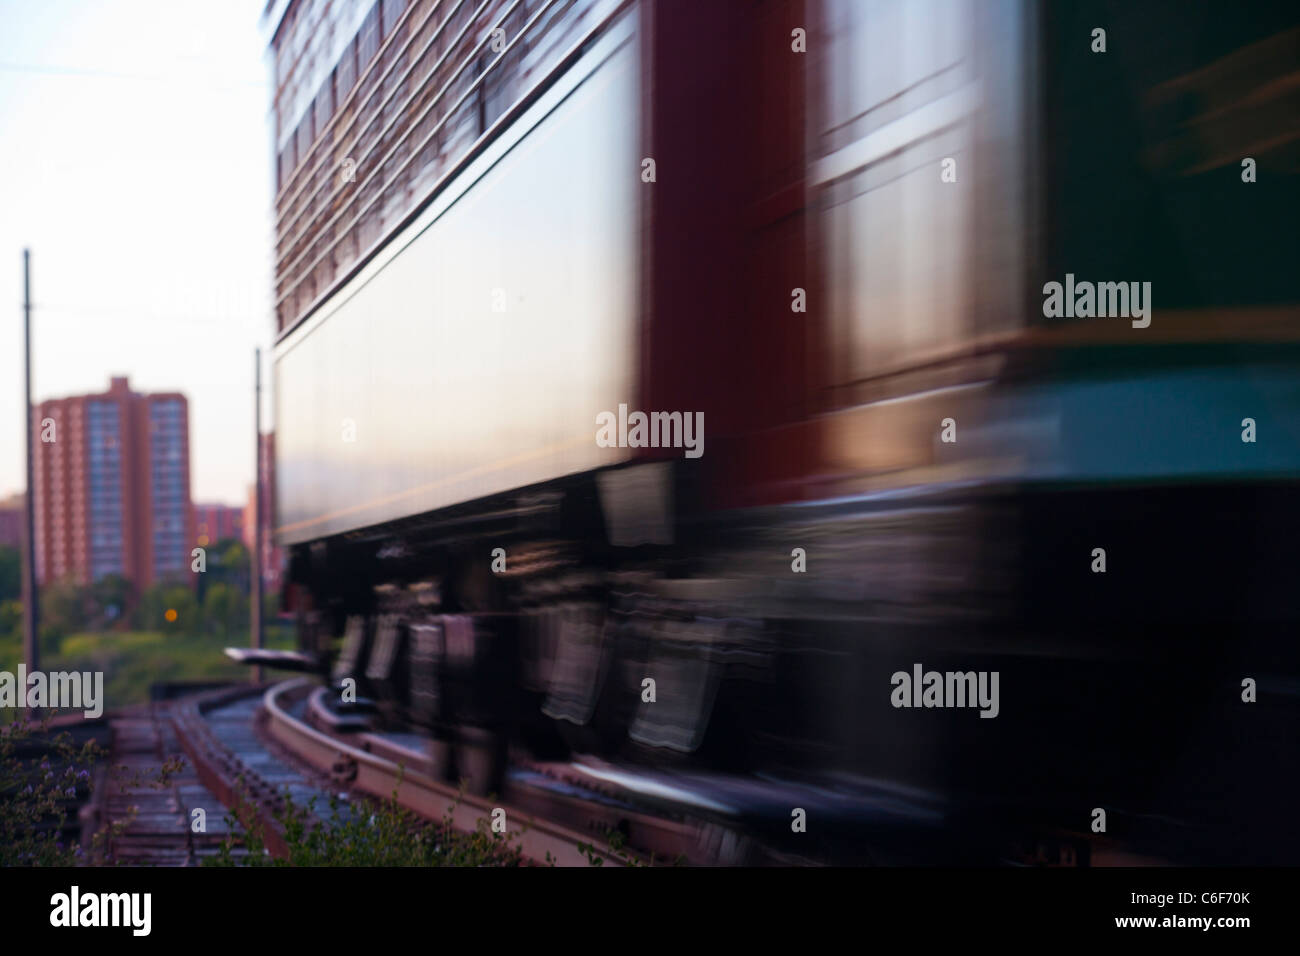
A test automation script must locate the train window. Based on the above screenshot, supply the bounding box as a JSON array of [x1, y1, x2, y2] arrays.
[[813, 0, 983, 385], [297, 113, 314, 167], [481, 5, 527, 133], [358, 3, 381, 70], [314, 75, 334, 138], [382, 0, 406, 39], [1040, 1, 1300, 311], [817, 0, 974, 156], [337, 37, 357, 99]]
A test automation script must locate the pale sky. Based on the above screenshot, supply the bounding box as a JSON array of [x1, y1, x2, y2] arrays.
[[0, 0, 274, 506]]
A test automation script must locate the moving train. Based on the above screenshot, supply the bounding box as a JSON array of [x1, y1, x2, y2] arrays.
[[259, 0, 1300, 863]]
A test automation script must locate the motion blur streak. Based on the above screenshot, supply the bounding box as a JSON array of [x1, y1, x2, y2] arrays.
[[264, 0, 1300, 864]]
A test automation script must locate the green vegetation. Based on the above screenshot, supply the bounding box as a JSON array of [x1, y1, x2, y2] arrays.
[[209, 781, 528, 867], [0, 541, 294, 712], [0, 716, 98, 865], [0, 628, 294, 713], [0, 713, 182, 866], [0, 545, 19, 603], [208, 779, 661, 867]]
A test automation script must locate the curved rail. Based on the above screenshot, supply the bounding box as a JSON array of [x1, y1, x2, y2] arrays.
[[261, 678, 625, 866]]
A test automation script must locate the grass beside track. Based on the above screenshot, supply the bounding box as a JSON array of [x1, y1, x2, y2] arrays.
[[0, 627, 296, 717]]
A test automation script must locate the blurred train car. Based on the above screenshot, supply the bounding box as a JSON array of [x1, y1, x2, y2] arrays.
[[261, 0, 1300, 863]]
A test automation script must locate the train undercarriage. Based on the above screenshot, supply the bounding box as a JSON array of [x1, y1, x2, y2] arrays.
[[275, 462, 1300, 866]]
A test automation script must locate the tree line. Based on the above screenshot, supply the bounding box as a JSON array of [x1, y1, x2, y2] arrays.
[[0, 539, 273, 651]]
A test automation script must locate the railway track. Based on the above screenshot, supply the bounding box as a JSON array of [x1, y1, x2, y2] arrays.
[[87, 679, 771, 866], [168, 685, 345, 860], [152, 679, 653, 866], [81, 681, 1153, 866], [260, 678, 636, 866], [91, 701, 241, 865], [83, 681, 655, 866]]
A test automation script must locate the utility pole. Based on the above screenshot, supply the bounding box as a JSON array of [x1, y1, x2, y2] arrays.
[[21, 249, 40, 681], [252, 348, 263, 684]]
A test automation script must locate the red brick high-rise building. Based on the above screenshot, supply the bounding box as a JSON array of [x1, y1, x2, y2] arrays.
[[0, 493, 22, 550], [33, 376, 194, 587], [193, 502, 245, 548]]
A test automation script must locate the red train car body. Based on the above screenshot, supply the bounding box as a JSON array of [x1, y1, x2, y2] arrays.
[[263, 0, 1300, 864]]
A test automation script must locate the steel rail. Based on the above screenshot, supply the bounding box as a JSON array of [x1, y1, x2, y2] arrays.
[[261, 677, 625, 866]]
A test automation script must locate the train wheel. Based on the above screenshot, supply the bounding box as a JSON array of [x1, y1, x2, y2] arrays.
[[453, 725, 506, 797]]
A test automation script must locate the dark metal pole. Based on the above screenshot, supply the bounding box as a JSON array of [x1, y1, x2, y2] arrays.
[[252, 348, 263, 683], [21, 249, 40, 682]]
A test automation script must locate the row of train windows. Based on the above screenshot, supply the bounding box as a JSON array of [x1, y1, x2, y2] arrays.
[[277, 0, 407, 193]]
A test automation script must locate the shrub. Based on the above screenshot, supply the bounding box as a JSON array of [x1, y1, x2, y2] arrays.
[[208, 778, 526, 867], [0, 716, 98, 866]]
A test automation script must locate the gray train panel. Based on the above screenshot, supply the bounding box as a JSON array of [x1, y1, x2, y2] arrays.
[[273, 14, 639, 546]]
